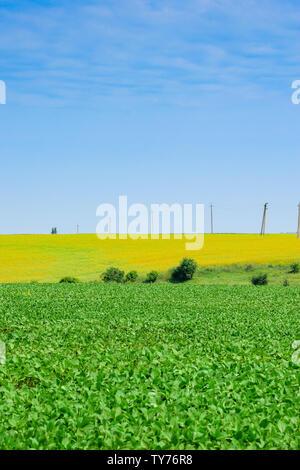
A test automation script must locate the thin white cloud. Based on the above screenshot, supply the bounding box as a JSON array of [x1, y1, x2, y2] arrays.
[[0, 0, 299, 106]]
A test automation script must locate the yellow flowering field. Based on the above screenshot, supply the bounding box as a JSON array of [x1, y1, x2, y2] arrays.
[[0, 233, 299, 282]]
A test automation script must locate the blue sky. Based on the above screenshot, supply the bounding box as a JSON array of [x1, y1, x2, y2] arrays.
[[0, 0, 299, 234]]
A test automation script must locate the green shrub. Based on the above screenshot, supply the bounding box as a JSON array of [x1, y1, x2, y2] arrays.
[[251, 273, 268, 286], [102, 267, 124, 283], [59, 276, 80, 283], [283, 279, 289, 287], [125, 271, 138, 282], [171, 258, 198, 283], [146, 270, 159, 283], [290, 263, 299, 274]]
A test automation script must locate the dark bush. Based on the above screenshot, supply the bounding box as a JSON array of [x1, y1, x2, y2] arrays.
[[146, 270, 159, 283], [290, 263, 299, 274], [102, 267, 124, 283], [283, 279, 289, 287], [251, 273, 268, 286], [171, 258, 198, 283], [59, 276, 80, 283], [125, 270, 138, 282]]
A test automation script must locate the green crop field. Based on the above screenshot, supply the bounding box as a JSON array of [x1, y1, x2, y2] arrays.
[[0, 283, 299, 450]]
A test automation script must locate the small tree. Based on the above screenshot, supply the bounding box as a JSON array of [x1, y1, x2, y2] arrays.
[[146, 270, 159, 283], [290, 263, 299, 274], [171, 258, 197, 283], [251, 273, 268, 286], [51, 227, 57, 234], [102, 267, 124, 283], [59, 276, 80, 283], [125, 271, 138, 282]]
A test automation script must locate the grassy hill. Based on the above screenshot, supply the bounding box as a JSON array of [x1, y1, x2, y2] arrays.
[[0, 233, 299, 283]]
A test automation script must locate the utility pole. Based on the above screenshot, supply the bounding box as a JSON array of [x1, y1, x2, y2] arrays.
[[297, 203, 300, 238], [76, 224, 79, 234], [260, 203, 268, 236], [210, 204, 214, 234]]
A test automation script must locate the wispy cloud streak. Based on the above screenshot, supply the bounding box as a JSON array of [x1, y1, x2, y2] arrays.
[[0, 0, 299, 106]]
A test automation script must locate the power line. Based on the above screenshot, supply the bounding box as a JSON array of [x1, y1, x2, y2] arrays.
[[297, 203, 300, 238], [210, 204, 214, 234]]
